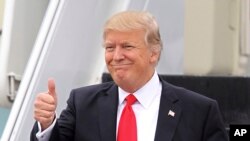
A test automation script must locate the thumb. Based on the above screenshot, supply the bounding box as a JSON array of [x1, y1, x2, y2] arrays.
[[48, 78, 57, 100]]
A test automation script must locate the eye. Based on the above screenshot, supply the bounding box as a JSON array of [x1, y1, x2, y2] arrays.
[[105, 46, 115, 52], [123, 45, 134, 49]]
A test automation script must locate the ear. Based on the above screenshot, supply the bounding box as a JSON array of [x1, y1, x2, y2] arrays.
[[149, 49, 159, 64]]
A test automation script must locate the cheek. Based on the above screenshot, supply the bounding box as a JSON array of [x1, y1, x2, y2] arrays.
[[105, 53, 112, 64], [138, 52, 150, 64]]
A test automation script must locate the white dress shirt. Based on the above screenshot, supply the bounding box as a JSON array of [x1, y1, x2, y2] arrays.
[[117, 71, 162, 141], [37, 71, 162, 141]]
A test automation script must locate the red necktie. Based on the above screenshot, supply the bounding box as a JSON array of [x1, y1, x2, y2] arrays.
[[118, 94, 137, 141]]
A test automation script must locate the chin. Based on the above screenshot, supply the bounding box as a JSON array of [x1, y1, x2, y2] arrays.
[[112, 73, 129, 84], [113, 73, 126, 81]]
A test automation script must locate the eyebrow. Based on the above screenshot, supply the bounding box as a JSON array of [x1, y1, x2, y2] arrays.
[[105, 40, 139, 45]]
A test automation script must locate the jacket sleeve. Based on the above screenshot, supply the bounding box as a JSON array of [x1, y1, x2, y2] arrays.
[[50, 90, 76, 140], [30, 122, 39, 141], [203, 100, 229, 141]]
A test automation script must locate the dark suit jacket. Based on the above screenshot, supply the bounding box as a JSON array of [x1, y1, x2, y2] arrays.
[[31, 78, 229, 141]]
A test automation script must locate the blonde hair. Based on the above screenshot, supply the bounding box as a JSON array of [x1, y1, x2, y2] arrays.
[[103, 11, 163, 60]]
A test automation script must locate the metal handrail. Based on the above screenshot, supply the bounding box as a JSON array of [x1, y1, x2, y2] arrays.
[[7, 72, 22, 102]]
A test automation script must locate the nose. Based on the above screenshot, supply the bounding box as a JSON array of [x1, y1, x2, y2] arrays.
[[113, 46, 125, 61]]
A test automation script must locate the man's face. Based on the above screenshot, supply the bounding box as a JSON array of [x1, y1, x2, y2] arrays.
[[104, 30, 158, 92]]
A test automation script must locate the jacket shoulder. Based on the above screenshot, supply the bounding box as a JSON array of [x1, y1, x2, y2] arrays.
[[73, 81, 115, 93], [161, 79, 216, 105]]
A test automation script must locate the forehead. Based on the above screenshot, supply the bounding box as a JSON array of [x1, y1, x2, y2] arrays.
[[104, 30, 146, 44]]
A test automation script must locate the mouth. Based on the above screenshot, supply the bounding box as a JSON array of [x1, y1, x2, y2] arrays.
[[111, 64, 131, 69]]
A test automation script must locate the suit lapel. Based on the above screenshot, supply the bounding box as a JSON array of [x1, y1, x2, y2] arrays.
[[154, 81, 182, 141], [97, 83, 118, 141]]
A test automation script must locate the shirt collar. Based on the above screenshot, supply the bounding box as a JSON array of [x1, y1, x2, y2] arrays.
[[118, 71, 161, 109]]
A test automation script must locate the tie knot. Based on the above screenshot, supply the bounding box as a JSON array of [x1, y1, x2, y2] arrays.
[[126, 94, 137, 106]]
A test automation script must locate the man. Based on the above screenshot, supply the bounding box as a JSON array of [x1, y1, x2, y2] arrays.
[[31, 11, 229, 141]]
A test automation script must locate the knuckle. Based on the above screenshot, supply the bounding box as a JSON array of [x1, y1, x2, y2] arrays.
[[34, 115, 38, 121], [34, 100, 39, 107], [34, 109, 38, 114], [51, 105, 56, 110]]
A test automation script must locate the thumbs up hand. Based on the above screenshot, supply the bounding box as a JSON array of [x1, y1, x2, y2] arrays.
[[34, 78, 57, 131]]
